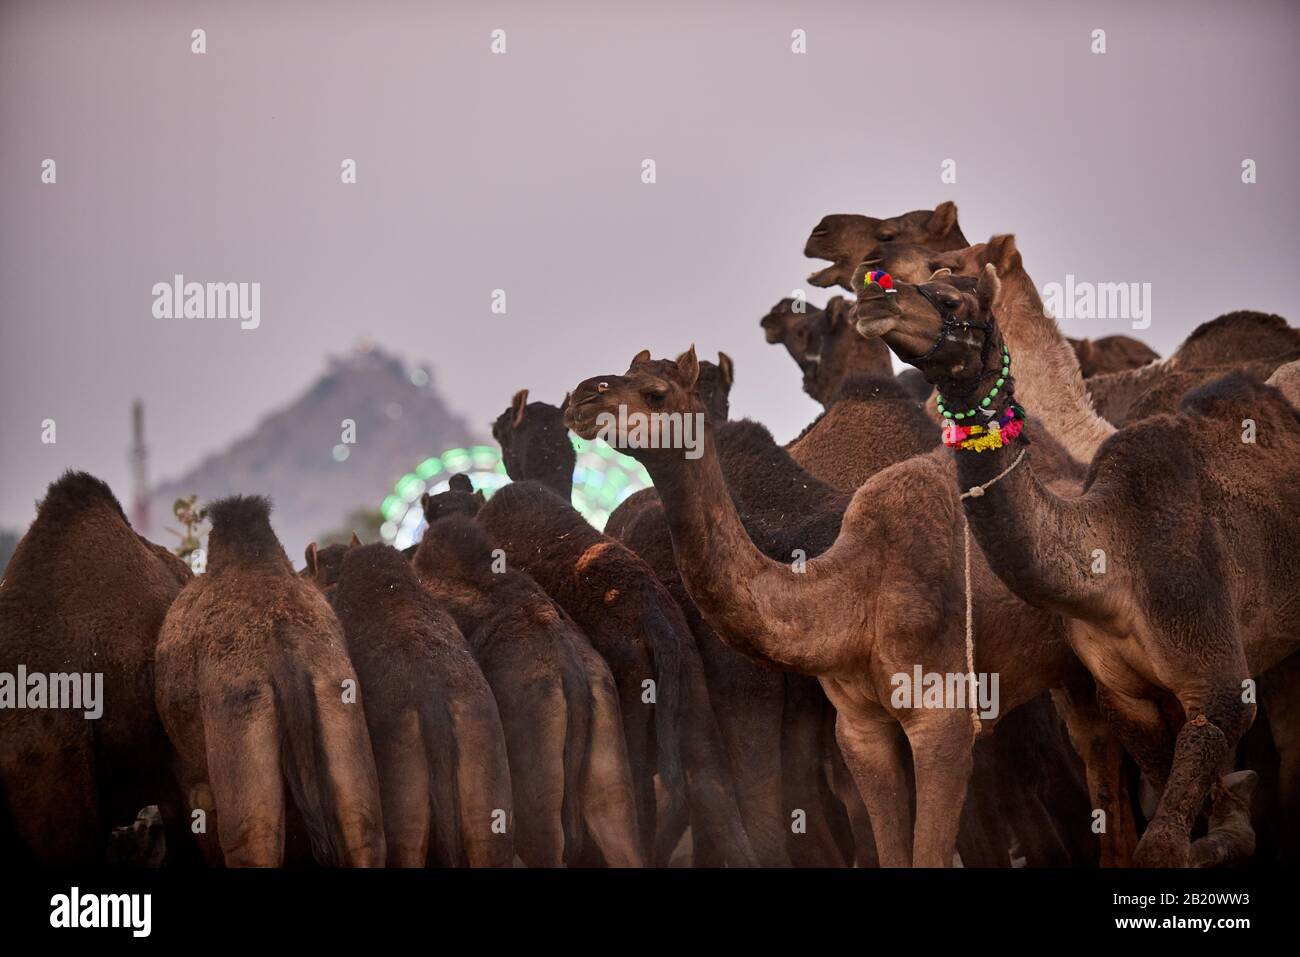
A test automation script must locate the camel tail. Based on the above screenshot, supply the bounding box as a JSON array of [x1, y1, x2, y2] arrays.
[[636, 601, 687, 846], [446, 688, 515, 866], [272, 667, 345, 865], [418, 696, 464, 867], [274, 664, 385, 867]]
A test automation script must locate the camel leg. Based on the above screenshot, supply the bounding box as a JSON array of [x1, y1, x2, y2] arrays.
[[370, 711, 432, 867], [782, 676, 850, 866], [573, 642, 644, 867], [828, 736, 877, 866], [694, 626, 788, 866], [1260, 654, 1300, 861], [1134, 685, 1254, 868], [201, 693, 286, 867], [834, 711, 912, 867], [1054, 685, 1139, 867], [905, 711, 974, 868]]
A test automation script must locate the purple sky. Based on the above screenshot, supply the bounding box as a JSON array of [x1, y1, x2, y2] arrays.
[[2, 0, 1297, 531]]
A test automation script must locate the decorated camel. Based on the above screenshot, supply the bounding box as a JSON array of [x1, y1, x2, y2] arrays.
[[852, 263, 1299, 865]]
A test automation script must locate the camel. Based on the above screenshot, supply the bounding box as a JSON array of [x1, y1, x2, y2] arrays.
[[319, 540, 515, 867], [852, 264, 1300, 866], [437, 393, 757, 866], [791, 296, 895, 407], [605, 360, 854, 867], [804, 201, 968, 290], [0, 471, 192, 865], [413, 509, 643, 867], [1067, 336, 1160, 378], [155, 496, 385, 866], [565, 349, 1126, 867]]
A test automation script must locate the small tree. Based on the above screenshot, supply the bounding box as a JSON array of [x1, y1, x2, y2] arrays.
[[166, 495, 207, 562]]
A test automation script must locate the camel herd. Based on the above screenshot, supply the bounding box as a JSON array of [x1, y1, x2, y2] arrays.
[[2, 201, 1298, 868]]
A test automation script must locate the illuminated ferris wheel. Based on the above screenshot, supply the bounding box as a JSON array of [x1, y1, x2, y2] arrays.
[[379, 436, 652, 549]]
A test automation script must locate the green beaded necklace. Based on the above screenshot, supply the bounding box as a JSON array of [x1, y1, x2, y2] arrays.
[[936, 344, 1011, 421]]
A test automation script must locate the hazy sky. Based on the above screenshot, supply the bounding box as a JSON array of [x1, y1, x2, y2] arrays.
[[2, 0, 1297, 531]]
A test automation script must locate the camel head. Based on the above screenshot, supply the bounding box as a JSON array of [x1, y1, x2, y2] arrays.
[[853, 263, 1009, 411], [420, 473, 485, 527], [302, 531, 362, 593], [760, 297, 809, 348], [491, 388, 576, 494], [793, 296, 894, 406], [564, 347, 710, 463], [867, 234, 1023, 286], [803, 201, 967, 290]]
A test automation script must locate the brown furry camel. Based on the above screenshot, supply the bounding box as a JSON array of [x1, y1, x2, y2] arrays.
[[413, 509, 643, 867], [853, 264, 1299, 866], [311, 540, 515, 867], [437, 395, 757, 866], [565, 349, 1125, 867], [0, 472, 192, 864], [1067, 336, 1160, 378], [804, 201, 968, 290], [156, 496, 385, 866]]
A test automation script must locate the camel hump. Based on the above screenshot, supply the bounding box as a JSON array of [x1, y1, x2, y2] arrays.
[[37, 470, 129, 525], [1179, 370, 1289, 420]]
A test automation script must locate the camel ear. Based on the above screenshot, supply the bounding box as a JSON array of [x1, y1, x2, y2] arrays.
[[511, 389, 529, 427], [304, 542, 318, 575], [717, 351, 734, 388], [349, 531, 362, 549], [675, 345, 700, 389], [985, 234, 1021, 276], [976, 262, 1001, 311], [929, 267, 953, 280], [927, 201, 959, 239], [630, 348, 652, 367], [420, 492, 431, 510]]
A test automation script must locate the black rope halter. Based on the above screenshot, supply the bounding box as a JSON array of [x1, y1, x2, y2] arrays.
[[912, 284, 1002, 411]]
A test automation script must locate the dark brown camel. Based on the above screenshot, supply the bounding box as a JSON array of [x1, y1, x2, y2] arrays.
[[792, 296, 895, 407], [1067, 336, 1160, 378], [853, 265, 1300, 866], [414, 510, 643, 866], [441, 394, 757, 866], [566, 349, 1126, 867], [321, 541, 514, 867], [0, 472, 191, 864], [155, 496, 385, 866]]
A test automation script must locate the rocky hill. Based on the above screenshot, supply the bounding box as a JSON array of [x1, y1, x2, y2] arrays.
[[151, 344, 476, 558]]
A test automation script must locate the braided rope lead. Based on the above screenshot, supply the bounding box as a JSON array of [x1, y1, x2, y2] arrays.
[[957, 446, 1028, 737]]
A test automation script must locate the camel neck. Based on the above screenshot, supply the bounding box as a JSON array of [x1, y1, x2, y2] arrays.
[[636, 426, 846, 674], [994, 267, 1115, 463]]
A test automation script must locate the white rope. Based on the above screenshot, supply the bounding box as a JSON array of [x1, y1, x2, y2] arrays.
[[957, 447, 1027, 737]]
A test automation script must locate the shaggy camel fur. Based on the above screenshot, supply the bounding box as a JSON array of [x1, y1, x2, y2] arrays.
[[323, 542, 514, 867], [443, 394, 757, 866], [854, 265, 1300, 866], [1068, 336, 1160, 378], [566, 349, 1122, 867], [156, 496, 385, 867], [414, 510, 643, 867], [0, 472, 191, 864]]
